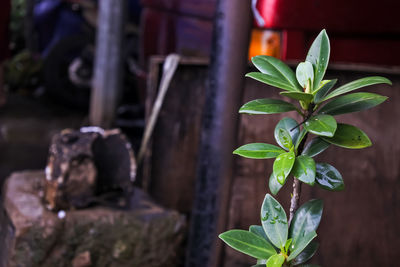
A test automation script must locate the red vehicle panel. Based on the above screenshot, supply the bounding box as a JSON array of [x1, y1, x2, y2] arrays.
[[140, 0, 400, 66]]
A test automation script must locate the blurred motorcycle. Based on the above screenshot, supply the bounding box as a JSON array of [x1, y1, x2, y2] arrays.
[[33, 0, 143, 109]]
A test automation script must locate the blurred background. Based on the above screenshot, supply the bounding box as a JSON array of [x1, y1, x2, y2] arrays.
[[0, 0, 399, 266]]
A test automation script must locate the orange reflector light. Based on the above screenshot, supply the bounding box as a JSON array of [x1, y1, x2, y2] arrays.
[[248, 29, 282, 60]]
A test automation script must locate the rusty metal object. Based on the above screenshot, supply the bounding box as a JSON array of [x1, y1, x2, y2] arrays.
[[44, 127, 136, 211]]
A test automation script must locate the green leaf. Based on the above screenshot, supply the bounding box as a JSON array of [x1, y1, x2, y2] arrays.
[[291, 156, 316, 185], [292, 241, 319, 265], [280, 91, 314, 102], [313, 79, 337, 103], [249, 225, 268, 240], [277, 128, 293, 150], [219, 230, 277, 259], [323, 76, 392, 101], [302, 137, 330, 157], [266, 254, 285, 267], [315, 163, 344, 191], [284, 239, 292, 253], [273, 151, 296, 185], [274, 117, 300, 150], [234, 143, 286, 159], [249, 225, 277, 251], [318, 92, 387, 116], [295, 129, 307, 150], [287, 231, 317, 261], [306, 30, 330, 91], [261, 194, 288, 248], [269, 173, 285, 196], [289, 199, 323, 249], [296, 61, 314, 88], [239, 99, 297, 115], [304, 115, 337, 137], [249, 55, 302, 92], [322, 123, 371, 149]]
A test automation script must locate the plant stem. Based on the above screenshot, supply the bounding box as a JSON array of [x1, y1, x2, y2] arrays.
[[288, 104, 314, 225], [289, 178, 302, 225]]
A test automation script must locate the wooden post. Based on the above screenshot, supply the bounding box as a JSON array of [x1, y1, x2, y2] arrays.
[[90, 0, 125, 128]]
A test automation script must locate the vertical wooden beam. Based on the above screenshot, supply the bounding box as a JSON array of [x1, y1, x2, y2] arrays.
[[185, 0, 253, 266], [90, 0, 125, 128]]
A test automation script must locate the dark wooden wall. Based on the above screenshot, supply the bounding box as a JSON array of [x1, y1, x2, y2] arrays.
[[144, 60, 400, 266]]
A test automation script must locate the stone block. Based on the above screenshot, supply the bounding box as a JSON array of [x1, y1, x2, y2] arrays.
[[0, 171, 186, 267]]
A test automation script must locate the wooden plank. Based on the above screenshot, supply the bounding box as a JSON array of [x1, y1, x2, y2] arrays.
[[143, 57, 208, 213]]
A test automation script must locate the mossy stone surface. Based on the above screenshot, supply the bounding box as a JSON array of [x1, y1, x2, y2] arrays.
[[1, 171, 186, 267]]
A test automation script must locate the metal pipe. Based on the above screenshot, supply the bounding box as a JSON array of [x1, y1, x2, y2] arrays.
[[185, 1, 253, 266], [90, 0, 125, 128]]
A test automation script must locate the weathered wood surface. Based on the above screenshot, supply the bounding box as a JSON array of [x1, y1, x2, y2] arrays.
[[144, 62, 400, 266], [143, 58, 208, 214], [1, 170, 186, 267]]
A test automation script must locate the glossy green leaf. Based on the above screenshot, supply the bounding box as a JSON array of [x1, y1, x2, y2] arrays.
[[274, 117, 300, 150], [313, 79, 337, 103], [249, 55, 302, 92], [261, 194, 288, 248], [234, 143, 286, 159], [306, 30, 330, 91], [322, 123, 371, 149], [291, 156, 316, 185], [295, 129, 307, 150], [273, 151, 296, 185], [318, 92, 387, 116], [296, 61, 314, 88], [292, 241, 319, 265], [269, 173, 285, 196], [249, 225, 268, 240], [280, 91, 314, 102], [219, 230, 277, 259], [266, 254, 285, 267], [289, 199, 323, 249], [239, 99, 297, 115], [304, 115, 337, 137], [302, 137, 330, 157], [284, 239, 292, 253], [315, 163, 344, 191], [277, 128, 293, 150], [249, 225, 277, 250], [287, 231, 317, 261], [323, 76, 392, 101]]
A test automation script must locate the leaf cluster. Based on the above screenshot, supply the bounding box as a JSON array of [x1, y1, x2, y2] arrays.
[[219, 195, 323, 267], [220, 29, 391, 267], [235, 29, 391, 194]]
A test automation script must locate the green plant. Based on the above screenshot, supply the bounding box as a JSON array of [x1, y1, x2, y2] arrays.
[[218, 29, 391, 267]]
